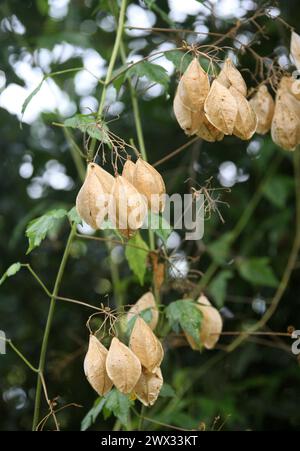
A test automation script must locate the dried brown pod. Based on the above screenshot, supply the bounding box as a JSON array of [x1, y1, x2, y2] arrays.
[[127, 292, 159, 331], [249, 85, 275, 135], [134, 367, 163, 407], [84, 335, 113, 396], [217, 58, 247, 96], [291, 31, 300, 70], [133, 159, 166, 213], [185, 295, 223, 350], [111, 175, 147, 238], [173, 58, 210, 135], [290, 79, 300, 101], [129, 317, 164, 372], [106, 337, 141, 394], [196, 114, 224, 142], [204, 80, 238, 135], [271, 77, 300, 151], [230, 86, 257, 140], [76, 163, 114, 229], [122, 159, 136, 185]]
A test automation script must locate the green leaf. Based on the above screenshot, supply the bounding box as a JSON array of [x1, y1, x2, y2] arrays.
[[68, 206, 82, 225], [237, 258, 278, 287], [112, 64, 129, 93], [104, 389, 133, 427], [208, 232, 233, 264], [126, 307, 153, 337], [263, 175, 294, 208], [165, 50, 193, 73], [208, 270, 233, 308], [165, 299, 203, 348], [26, 209, 68, 254], [125, 232, 149, 285], [80, 397, 106, 431], [64, 114, 110, 143], [159, 383, 176, 398], [127, 61, 169, 90], [21, 78, 45, 118], [0, 262, 21, 286], [148, 212, 172, 244]]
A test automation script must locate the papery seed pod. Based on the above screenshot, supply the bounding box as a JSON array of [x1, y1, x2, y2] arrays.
[[249, 85, 275, 135], [84, 335, 113, 396], [106, 337, 141, 394], [173, 58, 210, 135], [196, 114, 224, 142], [111, 175, 147, 238], [230, 86, 257, 140], [204, 80, 238, 135], [290, 79, 300, 101], [134, 367, 163, 407], [271, 78, 300, 151], [291, 31, 300, 70], [127, 292, 159, 331], [185, 295, 223, 350], [129, 317, 164, 372], [133, 159, 166, 213], [122, 159, 136, 185], [217, 58, 247, 96], [76, 163, 112, 229]]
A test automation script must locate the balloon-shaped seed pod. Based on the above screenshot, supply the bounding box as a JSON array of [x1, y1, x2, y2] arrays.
[[129, 317, 164, 372], [84, 335, 113, 396], [217, 58, 247, 97], [105, 337, 141, 394], [204, 80, 238, 135], [249, 85, 275, 135], [133, 158, 166, 214], [127, 292, 159, 331], [291, 30, 300, 71], [230, 86, 258, 140], [185, 295, 223, 350], [173, 58, 210, 136], [122, 159, 136, 185], [134, 367, 163, 407], [196, 114, 224, 142]]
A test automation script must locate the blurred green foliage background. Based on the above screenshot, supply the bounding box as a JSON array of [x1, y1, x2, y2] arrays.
[[0, 0, 300, 431]]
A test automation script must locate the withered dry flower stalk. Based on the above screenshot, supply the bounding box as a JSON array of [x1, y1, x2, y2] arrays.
[[84, 335, 113, 396], [249, 85, 275, 135], [134, 367, 163, 407], [129, 317, 164, 372], [127, 292, 159, 331], [173, 58, 210, 136], [76, 163, 114, 229], [185, 295, 223, 350], [106, 337, 141, 394]]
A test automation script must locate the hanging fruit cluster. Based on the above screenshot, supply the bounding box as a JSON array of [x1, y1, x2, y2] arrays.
[[174, 30, 300, 151], [84, 292, 164, 407], [76, 158, 165, 238]]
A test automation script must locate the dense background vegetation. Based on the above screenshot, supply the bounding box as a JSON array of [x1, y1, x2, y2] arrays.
[[0, 0, 300, 431]]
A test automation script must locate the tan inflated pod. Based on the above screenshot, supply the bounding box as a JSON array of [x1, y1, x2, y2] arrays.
[[230, 86, 257, 140], [196, 114, 224, 142], [111, 175, 147, 238], [134, 367, 163, 407], [106, 337, 141, 394], [173, 58, 210, 135], [290, 79, 300, 101], [271, 77, 300, 151], [185, 295, 223, 350], [127, 292, 159, 331], [249, 85, 275, 134], [84, 335, 113, 396], [217, 58, 247, 96], [291, 31, 300, 70], [133, 159, 166, 214], [129, 317, 164, 372], [122, 159, 136, 185], [76, 163, 114, 229], [204, 80, 238, 135]]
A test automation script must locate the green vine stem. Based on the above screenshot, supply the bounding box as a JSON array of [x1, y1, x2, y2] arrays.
[[32, 224, 76, 430]]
